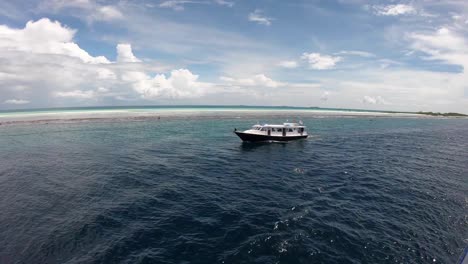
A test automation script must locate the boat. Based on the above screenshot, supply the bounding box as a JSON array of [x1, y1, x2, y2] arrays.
[[234, 121, 308, 142]]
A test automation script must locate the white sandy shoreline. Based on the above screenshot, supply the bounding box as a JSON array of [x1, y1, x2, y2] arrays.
[[0, 108, 433, 125]]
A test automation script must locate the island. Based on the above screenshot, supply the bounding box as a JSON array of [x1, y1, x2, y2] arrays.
[[417, 111, 468, 117]]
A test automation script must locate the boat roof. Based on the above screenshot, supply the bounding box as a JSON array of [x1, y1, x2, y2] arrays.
[[253, 123, 305, 128]]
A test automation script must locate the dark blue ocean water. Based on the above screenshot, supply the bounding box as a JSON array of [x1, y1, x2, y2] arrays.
[[0, 115, 467, 264]]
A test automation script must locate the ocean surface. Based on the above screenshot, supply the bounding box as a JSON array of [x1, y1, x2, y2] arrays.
[[0, 108, 467, 264]]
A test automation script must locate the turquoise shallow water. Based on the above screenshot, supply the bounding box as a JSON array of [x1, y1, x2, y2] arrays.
[[0, 113, 467, 263]]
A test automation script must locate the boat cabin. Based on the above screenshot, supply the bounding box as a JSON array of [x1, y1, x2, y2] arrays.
[[234, 121, 308, 142], [246, 123, 306, 137]]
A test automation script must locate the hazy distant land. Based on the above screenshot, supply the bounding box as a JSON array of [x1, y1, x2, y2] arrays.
[[415, 111, 468, 117]]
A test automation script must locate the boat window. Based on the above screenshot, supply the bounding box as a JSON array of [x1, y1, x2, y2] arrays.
[[278, 128, 282, 132], [261, 128, 266, 131], [288, 128, 293, 132]]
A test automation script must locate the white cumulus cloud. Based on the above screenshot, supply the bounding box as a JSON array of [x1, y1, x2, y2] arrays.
[[122, 69, 209, 99], [93, 6, 124, 21], [301, 53, 341, 70], [362, 95, 389, 105], [277, 61, 298, 68], [117, 43, 141, 63], [40, 0, 123, 22], [0, 18, 110, 64], [0, 18, 217, 106], [248, 9, 273, 26], [96, 68, 117, 80], [97, 87, 110, 93], [214, 0, 234, 7], [41, 0, 92, 10], [4, 99, 30, 105], [321, 91, 330, 101], [373, 4, 416, 16], [337, 50, 376, 58], [220, 74, 279, 88], [54, 90, 96, 99], [159, 1, 200, 11], [409, 27, 468, 69]]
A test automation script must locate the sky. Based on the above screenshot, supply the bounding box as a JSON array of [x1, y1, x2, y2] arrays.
[[0, 0, 468, 113]]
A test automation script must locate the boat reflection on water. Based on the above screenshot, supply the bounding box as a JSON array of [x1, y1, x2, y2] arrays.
[[239, 137, 308, 152]]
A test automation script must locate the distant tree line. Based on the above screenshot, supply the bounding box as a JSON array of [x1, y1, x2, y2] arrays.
[[417, 111, 467, 117]]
